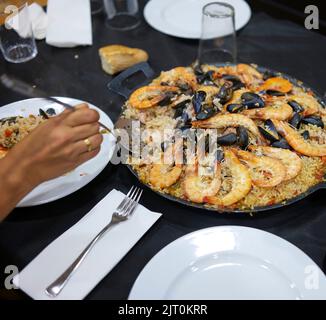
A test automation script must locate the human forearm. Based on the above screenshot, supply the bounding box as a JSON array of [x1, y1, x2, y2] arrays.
[[0, 104, 102, 221], [0, 155, 37, 221]]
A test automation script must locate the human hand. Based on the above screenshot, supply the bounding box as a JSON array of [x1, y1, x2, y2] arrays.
[[6, 103, 103, 188]]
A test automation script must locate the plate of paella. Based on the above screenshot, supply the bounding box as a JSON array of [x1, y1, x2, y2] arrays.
[[0, 97, 116, 207], [117, 63, 326, 212]]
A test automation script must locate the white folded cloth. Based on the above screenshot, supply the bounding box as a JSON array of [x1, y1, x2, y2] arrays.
[[46, 0, 93, 47], [13, 189, 161, 300]]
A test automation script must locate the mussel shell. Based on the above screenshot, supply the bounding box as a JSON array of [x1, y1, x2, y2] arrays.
[[301, 115, 324, 128], [192, 91, 206, 113], [46, 108, 56, 116], [271, 138, 291, 149], [174, 100, 190, 119], [222, 75, 240, 82], [263, 70, 277, 80], [216, 133, 238, 146], [197, 70, 216, 84], [237, 126, 249, 149], [196, 107, 217, 120], [158, 96, 173, 106], [216, 82, 233, 105], [174, 107, 184, 119], [241, 92, 265, 109], [181, 111, 189, 123], [258, 119, 279, 142], [301, 130, 310, 140], [232, 82, 245, 91], [158, 91, 176, 106], [288, 100, 304, 113], [39, 108, 49, 119], [265, 90, 285, 96], [227, 103, 245, 113], [215, 149, 224, 162], [194, 64, 204, 75], [0, 116, 18, 125], [289, 112, 303, 129], [196, 74, 206, 84], [179, 123, 192, 132], [174, 99, 191, 109], [206, 71, 215, 82], [222, 75, 245, 90]]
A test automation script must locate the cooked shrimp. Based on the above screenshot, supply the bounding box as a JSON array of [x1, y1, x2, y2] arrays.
[[249, 146, 302, 181], [192, 114, 263, 140], [242, 103, 293, 121], [258, 77, 292, 93], [149, 141, 183, 188], [149, 164, 182, 188], [183, 162, 222, 203], [200, 64, 236, 77], [236, 64, 263, 85], [206, 64, 262, 86], [154, 67, 198, 90], [215, 64, 262, 86], [289, 94, 320, 117], [129, 85, 179, 109], [205, 149, 252, 206], [233, 149, 286, 187], [274, 120, 326, 156]]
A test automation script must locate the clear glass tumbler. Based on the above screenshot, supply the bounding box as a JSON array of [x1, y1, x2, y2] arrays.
[[0, 3, 37, 63], [90, 0, 103, 15], [104, 0, 140, 31], [198, 2, 236, 65]]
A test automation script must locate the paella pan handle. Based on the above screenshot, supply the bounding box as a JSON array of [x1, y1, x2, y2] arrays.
[[107, 62, 155, 99]]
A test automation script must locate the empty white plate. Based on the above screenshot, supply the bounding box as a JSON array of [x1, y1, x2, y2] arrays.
[[129, 226, 326, 300], [144, 0, 252, 39], [0, 97, 116, 207]]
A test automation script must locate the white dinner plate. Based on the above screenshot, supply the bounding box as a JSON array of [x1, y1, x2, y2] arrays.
[[0, 97, 116, 207], [144, 0, 252, 39], [129, 226, 326, 300]]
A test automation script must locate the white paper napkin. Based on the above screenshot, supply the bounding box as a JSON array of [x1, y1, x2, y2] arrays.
[[46, 0, 93, 47], [6, 3, 47, 40], [13, 189, 161, 300], [29, 3, 48, 40]]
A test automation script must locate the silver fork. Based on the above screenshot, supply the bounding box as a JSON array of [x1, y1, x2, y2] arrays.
[[45, 186, 143, 298]]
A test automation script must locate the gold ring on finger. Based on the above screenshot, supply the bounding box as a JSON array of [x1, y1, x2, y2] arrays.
[[84, 138, 92, 152]]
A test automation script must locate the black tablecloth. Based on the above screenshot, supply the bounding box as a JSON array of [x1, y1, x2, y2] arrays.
[[0, 1, 326, 300]]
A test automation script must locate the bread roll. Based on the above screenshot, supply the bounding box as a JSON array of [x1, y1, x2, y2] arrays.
[[99, 44, 149, 75]]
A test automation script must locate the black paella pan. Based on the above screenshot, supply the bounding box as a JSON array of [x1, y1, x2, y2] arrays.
[[108, 62, 326, 213]]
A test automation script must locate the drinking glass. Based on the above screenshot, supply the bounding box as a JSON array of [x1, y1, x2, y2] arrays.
[[90, 0, 103, 15], [197, 2, 236, 65], [0, 3, 37, 63], [104, 0, 140, 31]]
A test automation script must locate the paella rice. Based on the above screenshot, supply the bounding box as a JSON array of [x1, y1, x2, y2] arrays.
[[0, 108, 55, 159]]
